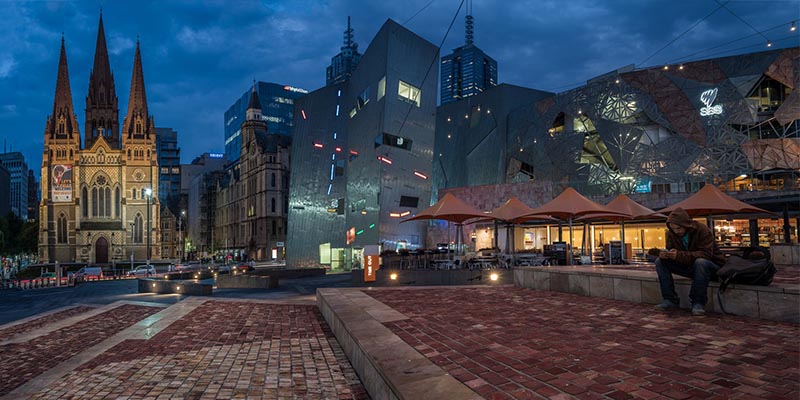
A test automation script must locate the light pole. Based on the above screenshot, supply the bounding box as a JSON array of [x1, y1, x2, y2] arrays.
[[129, 222, 134, 270], [178, 210, 185, 262], [144, 188, 152, 272]]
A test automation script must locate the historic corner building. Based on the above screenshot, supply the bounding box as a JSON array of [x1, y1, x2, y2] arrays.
[[432, 47, 799, 248], [216, 89, 291, 262], [287, 19, 439, 269], [39, 15, 161, 264]]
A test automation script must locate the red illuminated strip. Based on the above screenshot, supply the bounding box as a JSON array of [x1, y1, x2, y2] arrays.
[[350, 150, 359, 155], [313, 143, 323, 148], [377, 156, 392, 165], [400, 211, 410, 217], [301, 109, 307, 120], [389, 212, 402, 218], [413, 171, 428, 180], [335, 147, 342, 152]]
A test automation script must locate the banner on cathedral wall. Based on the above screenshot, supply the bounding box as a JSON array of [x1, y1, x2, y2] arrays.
[[52, 164, 73, 202]]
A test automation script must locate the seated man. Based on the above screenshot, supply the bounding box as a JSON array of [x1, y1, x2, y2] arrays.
[[655, 207, 726, 316]]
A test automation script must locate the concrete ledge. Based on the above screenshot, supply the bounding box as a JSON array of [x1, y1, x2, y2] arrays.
[[771, 243, 800, 265], [137, 279, 212, 295], [514, 265, 799, 323], [216, 274, 278, 289], [252, 267, 325, 279], [318, 288, 480, 400]]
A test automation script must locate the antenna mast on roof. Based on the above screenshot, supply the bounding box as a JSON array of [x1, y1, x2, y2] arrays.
[[465, 0, 474, 46], [344, 16, 355, 49]]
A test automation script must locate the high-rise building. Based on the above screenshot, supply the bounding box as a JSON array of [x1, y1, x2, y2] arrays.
[[0, 152, 29, 220], [155, 127, 181, 208], [288, 19, 439, 269], [223, 82, 306, 163], [440, 3, 497, 105], [27, 169, 39, 221], [326, 17, 362, 86], [38, 13, 161, 264], [0, 165, 9, 217], [180, 152, 226, 259]]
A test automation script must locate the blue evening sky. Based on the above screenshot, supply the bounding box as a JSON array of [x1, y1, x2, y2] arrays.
[[0, 0, 797, 178]]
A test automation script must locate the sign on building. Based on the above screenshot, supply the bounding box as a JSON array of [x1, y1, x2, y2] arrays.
[[364, 255, 380, 282], [51, 164, 73, 202]]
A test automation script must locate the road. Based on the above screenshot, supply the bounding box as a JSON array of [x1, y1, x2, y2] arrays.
[[0, 272, 355, 325]]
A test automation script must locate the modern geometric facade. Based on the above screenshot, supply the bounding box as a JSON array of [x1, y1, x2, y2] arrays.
[[223, 82, 307, 163], [38, 15, 161, 264], [0, 152, 28, 220], [325, 17, 362, 86], [435, 48, 800, 208], [288, 19, 439, 269], [217, 89, 291, 261], [440, 7, 497, 105]]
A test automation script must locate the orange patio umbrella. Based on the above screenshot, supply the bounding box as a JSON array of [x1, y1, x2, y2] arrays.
[[524, 188, 630, 264], [658, 184, 772, 216], [403, 193, 487, 254]]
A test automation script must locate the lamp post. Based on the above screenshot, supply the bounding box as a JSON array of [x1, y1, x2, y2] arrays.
[[144, 188, 152, 272], [129, 222, 134, 271], [178, 210, 185, 262]]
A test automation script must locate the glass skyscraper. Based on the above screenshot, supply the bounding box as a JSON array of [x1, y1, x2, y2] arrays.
[[440, 10, 497, 105], [0, 152, 29, 220], [223, 82, 307, 163], [155, 127, 181, 208]]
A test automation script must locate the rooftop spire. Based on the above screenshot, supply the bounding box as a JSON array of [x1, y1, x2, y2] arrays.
[[122, 39, 152, 138], [245, 83, 262, 121], [342, 16, 357, 52], [47, 35, 79, 139], [465, 0, 474, 46], [86, 10, 119, 148]]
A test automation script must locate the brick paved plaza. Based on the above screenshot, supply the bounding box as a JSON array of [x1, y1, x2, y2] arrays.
[[0, 282, 798, 399], [366, 286, 800, 400]]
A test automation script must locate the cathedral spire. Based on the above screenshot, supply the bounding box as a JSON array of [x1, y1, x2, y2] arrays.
[[46, 35, 79, 140], [122, 39, 152, 139], [86, 10, 120, 148]]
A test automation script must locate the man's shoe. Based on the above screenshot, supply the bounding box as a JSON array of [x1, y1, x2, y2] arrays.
[[691, 304, 706, 316], [654, 300, 678, 311]]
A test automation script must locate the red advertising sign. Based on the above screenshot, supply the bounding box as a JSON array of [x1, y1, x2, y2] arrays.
[[364, 255, 380, 282]]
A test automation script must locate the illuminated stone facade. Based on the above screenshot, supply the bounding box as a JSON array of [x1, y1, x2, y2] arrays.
[[39, 15, 161, 264], [217, 89, 291, 261]]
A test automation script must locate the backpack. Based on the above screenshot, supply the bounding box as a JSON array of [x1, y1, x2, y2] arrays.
[[716, 246, 777, 314]]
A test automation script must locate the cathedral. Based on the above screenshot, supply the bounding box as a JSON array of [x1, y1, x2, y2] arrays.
[[39, 13, 161, 265]]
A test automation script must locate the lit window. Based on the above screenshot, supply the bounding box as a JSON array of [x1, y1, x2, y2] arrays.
[[378, 76, 386, 100], [171, 167, 180, 174], [357, 87, 370, 109], [398, 80, 421, 107]]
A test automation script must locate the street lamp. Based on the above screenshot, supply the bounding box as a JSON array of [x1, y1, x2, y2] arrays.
[[129, 222, 135, 271], [144, 188, 152, 272], [179, 210, 185, 262]]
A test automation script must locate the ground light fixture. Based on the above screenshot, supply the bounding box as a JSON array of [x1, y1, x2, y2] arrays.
[[489, 273, 499, 281], [390, 273, 398, 280]]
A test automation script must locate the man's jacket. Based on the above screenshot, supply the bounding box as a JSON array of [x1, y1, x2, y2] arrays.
[[666, 208, 726, 266]]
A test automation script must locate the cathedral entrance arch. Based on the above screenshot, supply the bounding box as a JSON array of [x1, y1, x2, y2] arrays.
[[95, 237, 109, 264]]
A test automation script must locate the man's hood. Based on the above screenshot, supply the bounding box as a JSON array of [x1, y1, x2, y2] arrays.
[[666, 208, 694, 230]]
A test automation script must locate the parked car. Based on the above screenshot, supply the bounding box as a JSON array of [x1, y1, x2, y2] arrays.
[[74, 266, 103, 279], [127, 265, 156, 276]]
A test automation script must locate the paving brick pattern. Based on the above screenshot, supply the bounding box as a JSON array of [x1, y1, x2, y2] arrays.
[[33, 301, 368, 400], [0, 304, 159, 396], [0, 305, 95, 341], [367, 287, 800, 400]]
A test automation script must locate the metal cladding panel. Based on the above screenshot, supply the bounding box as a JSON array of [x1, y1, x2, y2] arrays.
[[434, 48, 800, 196], [286, 84, 348, 267], [433, 84, 553, 197], [346, 20, 439, 251]]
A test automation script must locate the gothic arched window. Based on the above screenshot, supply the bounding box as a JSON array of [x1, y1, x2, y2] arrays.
[[271, 173, 276, 187], [57, 214, 67, 243], [271, 198, 276, 213], [115, 187, 121, 217], [82, 187, 88, 217], [134, 214, 143, 243], [92, 187, 98, 216]]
